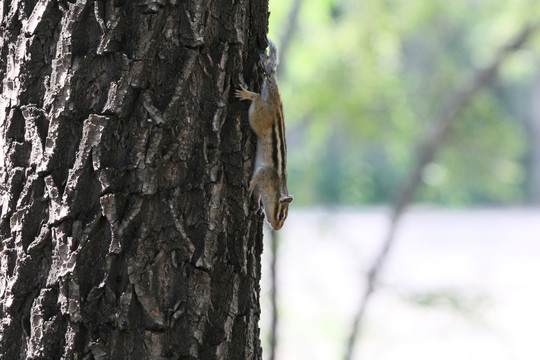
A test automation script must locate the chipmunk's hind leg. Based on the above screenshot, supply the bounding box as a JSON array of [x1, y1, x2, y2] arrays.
[[235, 86, 259, 101]]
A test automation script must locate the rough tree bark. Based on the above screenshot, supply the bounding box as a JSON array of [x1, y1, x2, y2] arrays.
[[0, 1, 269, 359]]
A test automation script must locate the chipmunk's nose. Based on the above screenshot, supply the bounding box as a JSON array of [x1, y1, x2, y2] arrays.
[[270, 221, 283, 231]]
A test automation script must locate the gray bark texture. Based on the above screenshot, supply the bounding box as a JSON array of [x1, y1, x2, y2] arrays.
[[0, 1, 268, 359]]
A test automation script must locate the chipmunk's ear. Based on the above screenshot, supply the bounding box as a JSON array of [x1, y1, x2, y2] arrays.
[[280, 195, 293, 204]]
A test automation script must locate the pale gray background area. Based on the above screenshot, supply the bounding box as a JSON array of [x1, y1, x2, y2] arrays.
[[262, 208, 540, 360]]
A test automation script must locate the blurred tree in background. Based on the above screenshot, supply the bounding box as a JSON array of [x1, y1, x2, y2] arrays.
[[268, 0, 540, 206]]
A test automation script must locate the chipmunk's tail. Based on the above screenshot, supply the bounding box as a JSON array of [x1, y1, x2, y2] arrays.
[[263, 39, 278, 75]]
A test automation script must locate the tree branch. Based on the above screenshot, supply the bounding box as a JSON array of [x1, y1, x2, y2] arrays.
[[344, 20, 540, 360], [277, 0, 304, 78], [268, 230, 279, 360]]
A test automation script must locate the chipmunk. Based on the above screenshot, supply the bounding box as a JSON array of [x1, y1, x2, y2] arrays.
[[236, 40, 293, 230]]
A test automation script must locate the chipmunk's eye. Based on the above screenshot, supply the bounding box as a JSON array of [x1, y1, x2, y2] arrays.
[[278, 212, 285, 220]]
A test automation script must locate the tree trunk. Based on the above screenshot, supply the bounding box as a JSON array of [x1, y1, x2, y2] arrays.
[[0, 1, 268, 359]]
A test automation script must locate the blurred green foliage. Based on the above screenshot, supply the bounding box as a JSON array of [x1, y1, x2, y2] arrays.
[[268, 0, 540, 206], [405, 289, 489, 321]]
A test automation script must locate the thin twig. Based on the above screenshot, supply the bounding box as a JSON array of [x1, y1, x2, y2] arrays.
[[269, 229, 278, 360], [277, 0, 304, 78], [344, 21, 540, 360]]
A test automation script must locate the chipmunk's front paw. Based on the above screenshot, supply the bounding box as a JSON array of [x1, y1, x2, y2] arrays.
[[253, 199, 262, 213]]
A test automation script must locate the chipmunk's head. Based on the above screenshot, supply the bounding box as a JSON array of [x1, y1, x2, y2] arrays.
[[262, 193, 293, 230]]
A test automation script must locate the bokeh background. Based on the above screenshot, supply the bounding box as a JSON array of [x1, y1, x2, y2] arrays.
[[259, 1, 540, 359]]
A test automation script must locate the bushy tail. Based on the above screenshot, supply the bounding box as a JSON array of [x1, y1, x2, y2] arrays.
[[263, 39, 278, 75]]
